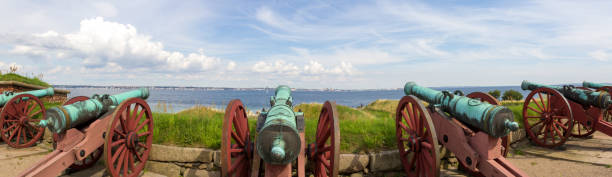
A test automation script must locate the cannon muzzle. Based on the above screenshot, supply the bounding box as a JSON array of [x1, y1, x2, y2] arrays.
[[522, 80, 611, 109], [40, 88, 150, 134], [0, 87, 54, 106], [583, 81, 608, 89], [404, 82, 519, 137], [256, 85, 302, 165]]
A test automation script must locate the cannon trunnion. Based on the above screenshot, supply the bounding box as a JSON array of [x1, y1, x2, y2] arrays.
[[0, 87, 55, 148], [221, 85, 340, 177], [18, 88, 154, 177], [396, 82, 526, 177], [521, 81, 612, 148]]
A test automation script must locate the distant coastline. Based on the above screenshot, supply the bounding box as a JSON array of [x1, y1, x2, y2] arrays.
[[53, 82, 589, 92]]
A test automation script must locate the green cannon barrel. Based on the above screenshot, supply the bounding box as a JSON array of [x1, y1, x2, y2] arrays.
[[522, 80, 611, 109], [404, 82, 519, 138], [39, 88, 150, 134], [583, 81, 609, 90], [0, 88, 55, 106], [256, 85, 303, 165]]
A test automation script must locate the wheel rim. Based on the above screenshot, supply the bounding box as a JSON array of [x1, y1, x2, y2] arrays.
[[312, 101, 340, 177], [569, 87, 597, 137], [465, 92, 509, 157], [104, 98, 153, 177], [522, 88, 573, 148], [396, 96, 440, 177], [0, 94, 46, 148], [221, 99, 252, 177]]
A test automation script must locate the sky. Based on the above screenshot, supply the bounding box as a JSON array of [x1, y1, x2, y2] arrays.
[[0, 0, 610, 89]]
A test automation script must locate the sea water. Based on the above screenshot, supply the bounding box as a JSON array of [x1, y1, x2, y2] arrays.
[[56, 86, 531, 113]]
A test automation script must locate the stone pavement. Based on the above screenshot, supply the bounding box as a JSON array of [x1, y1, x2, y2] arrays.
[[0, 143, 163, 177]]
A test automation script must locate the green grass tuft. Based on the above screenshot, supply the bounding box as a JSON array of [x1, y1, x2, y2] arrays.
[[0, 73, 50, 87], [151, 99, 533, 153]]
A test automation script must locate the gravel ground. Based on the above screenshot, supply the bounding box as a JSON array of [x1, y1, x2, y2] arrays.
[[2, 131, 611, 177]]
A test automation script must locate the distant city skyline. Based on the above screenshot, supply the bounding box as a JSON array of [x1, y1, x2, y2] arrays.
[[1, 0, 611, 89]]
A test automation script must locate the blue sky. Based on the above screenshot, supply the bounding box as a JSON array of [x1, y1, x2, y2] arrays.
[[0, 0, 610, 89]]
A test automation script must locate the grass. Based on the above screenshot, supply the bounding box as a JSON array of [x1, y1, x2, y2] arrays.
[[151, 99, 533, 153], [0, 73, 50, 87]]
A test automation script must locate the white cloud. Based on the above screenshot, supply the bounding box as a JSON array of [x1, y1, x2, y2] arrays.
[[252, 60, 355, 76], [5, 17, 228, 72], [252, 60, 301, 75]]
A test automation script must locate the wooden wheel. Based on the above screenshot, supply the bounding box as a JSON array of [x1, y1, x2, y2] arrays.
[[396, 96, 440, 177], [569, 87, 597, 137], [466, 92, 510, 157], [104, 98, 153, 177], [596, 87, 612, 123], [522, 88, 573, 148], [221, 99, 252, 177], [311, 101, 340, 177], [52, 96, 103, 171], [0, 94, 46, 148]]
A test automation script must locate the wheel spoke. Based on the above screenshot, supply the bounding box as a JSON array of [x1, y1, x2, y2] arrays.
[[15, 126, 22, 143], [527, 106, 544, 114], [318, 146, 332, 154], [8, 126, 20, 141], [111, 145, 127, 164], [401, 110, 414, 128], [137, 131, 151, 137], [406, 103, 417, 130], [133, 107, 146, 130], [111, 139, 126, 147], [532, 97, 546, 113], [553, 120, 568, 130], [114, 129, 126, 138], [125, 104, 133, 130], [26, 101, 36, 115], [119, 112, 129, 133], [546, 93, 551, 111], [134, 119, 150, 132], [2, 123, 17, 133], [317, 127, 331, 145], [128, 151, 135, 174], [230, 148, 243, 153], [420, 141, 433, 150], [231, 131, 245, 146], [114, 148, 127, 174], [123, 150, 129, 176], [398, 122, 410, 133], [536, 92, 547, 112]]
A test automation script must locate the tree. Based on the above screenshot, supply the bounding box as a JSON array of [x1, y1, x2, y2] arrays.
[[488, 89, 501, 99], [502, 89, 523, 101]]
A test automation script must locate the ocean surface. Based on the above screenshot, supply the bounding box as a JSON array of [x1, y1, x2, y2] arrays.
[[55, 86, 532, 113]]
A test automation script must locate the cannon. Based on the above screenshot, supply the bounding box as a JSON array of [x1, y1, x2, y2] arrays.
[[583, 81, 612, 123], [583, 81, 612, 93], [221, 85, 340, 177], [0, 88, 54, 148], [521, 81, 612, 148], [18, 88, 153, 177], [396, 82, 526, 177]]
